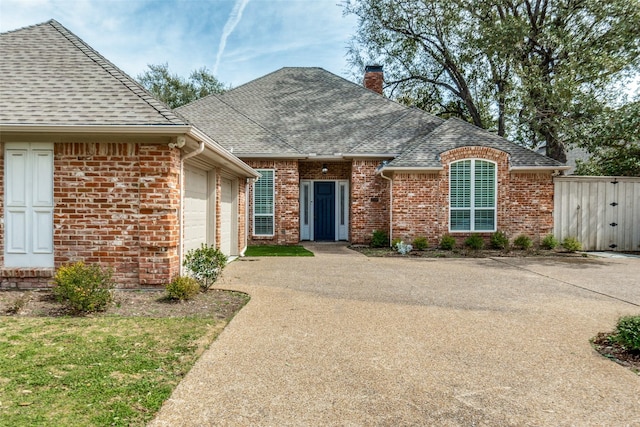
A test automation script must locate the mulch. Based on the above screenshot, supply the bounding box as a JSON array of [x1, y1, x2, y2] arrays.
[[0, 288, 248, 319]]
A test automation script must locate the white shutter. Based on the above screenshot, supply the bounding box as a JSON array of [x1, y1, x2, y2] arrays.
[[4, 143, 54, 267]]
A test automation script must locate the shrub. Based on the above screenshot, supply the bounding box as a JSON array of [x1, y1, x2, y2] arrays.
[[165, 276, 200, 301], [464, 234, 484, 250], [370, 230, 389, 248], [183, 244, 228, 291], [513, 234, 533, 250], [52, 262, 114, 313], [394, 241, 413, 255], [541, 234, 559, 250], [412, 236, 429, 251], [562, 236, 582, 252], [391, 237, 402, 248], [439, 234, 456, 250], [490, 231, 509, 250], [614, 315, 640, 351]]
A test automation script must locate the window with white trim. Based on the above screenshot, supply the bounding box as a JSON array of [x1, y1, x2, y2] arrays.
[[449, 159, 496, 232], [253, 169, 274, 235]]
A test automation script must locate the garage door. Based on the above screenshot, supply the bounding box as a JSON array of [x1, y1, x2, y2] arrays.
[[184, 165, 208, 255], [220, 178, 233, 256]]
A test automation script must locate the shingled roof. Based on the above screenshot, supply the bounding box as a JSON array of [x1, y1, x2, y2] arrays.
[[179, 67, 564, 169], [387, 117, 564, 169], [179, 67, 444, 157], [0, 20, 184, 126]]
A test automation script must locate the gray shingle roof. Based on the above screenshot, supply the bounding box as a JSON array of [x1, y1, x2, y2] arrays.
[[178, 67, 564, 169], [179, 67, 443, 156], [177, 94, 300, 156], [0, 20, 185, 126], [388, 118, 564, 168]]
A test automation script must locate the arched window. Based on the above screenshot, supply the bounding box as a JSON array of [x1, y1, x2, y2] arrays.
[[449, 159, 496, 232]]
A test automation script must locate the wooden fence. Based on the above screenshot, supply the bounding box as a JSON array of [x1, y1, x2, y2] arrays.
[[554, 176, 640, 251]]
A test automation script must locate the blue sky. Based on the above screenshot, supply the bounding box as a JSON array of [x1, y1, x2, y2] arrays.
[[0, 0, 359, 87]]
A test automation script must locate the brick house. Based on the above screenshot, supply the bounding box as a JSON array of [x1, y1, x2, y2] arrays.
[[0, 20, 258, 289], [178, 67, 568, 247]]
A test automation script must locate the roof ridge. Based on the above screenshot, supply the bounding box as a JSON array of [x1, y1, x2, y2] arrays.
[[46, 20, 185, 125]]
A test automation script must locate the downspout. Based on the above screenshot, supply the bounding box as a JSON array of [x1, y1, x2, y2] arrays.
[[178, 141, 205, 273], [379, 170, 393, 247]]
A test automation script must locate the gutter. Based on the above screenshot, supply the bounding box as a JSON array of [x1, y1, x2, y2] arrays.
[[510, 165, 571, 172], [0, 124, 194, 134]]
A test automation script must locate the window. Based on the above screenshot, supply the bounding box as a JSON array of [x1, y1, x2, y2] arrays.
[[449, 159, 496, 232], [253, 169, 274, 235]]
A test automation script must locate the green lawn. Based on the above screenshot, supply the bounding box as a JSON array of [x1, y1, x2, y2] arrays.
[[0, 316, 227, 427], [244, 245, 314, 257]]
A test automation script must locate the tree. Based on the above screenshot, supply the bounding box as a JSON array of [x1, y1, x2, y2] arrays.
[[344, 0, 640, 162], [572, 101, 640, 176], [137, 63, 228, 109]]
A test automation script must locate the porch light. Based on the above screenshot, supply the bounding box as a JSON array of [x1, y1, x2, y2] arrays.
[[322, 164, 328, 174]]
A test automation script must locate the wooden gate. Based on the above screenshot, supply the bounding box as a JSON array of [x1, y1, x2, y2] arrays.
[[554, 176, 640, 251]]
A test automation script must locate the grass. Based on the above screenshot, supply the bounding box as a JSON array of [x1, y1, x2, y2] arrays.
[[244, 245, 314, 257], [0, 316, 227, 427]]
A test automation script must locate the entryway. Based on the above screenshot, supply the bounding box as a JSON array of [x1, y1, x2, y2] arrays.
[[300, 180, 349, 241]]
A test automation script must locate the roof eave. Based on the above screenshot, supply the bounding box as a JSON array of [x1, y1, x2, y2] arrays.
[[380, 166, 443, 173], [510, 165, 570, 172], [0, 124, 192, 134], [236, 153, 308, 159], [187, 127, 260, 178], [0, 123, 259, 179]]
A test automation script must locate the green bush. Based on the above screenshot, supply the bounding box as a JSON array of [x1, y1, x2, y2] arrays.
[[52, 262, 114, 314], [613, 315, 640, 351], [165, 276, 200, 301], [183, 244, 228, 291], [391, 237, 403, 249], [490, 231, 509, 250], [412, 236, 429, 251], [562, 236, 582, 252], [464, 234, 484, 250], [439, 234, 456, 250], [541, 234, 559, 250], [370, 230, 390, 248], [513, 234, 533, 250]]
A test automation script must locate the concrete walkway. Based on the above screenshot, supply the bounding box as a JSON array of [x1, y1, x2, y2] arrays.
[[150, 245, 640, 426]]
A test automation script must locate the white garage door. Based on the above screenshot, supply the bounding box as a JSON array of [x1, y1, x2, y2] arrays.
[[184, 165, 208, 255], [220, 177, 233, 256]]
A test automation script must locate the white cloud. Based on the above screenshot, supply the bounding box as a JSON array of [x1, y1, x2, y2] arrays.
[[213, 0, 251, 76]]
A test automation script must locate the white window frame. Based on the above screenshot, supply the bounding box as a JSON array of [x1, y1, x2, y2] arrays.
[[253, 169, 275, 236], [449, 159, 497, 232]]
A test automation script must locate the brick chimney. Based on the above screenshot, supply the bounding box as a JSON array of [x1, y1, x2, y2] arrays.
[[363, 65, 383, 95]]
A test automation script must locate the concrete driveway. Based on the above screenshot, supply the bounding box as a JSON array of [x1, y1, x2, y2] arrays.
[[150, 245, 640, 426]]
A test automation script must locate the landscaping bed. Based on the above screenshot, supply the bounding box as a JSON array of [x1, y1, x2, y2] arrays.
[[0, 288, 248, 318], [591, 332, 640, 374], [349, 245, 589, 258]]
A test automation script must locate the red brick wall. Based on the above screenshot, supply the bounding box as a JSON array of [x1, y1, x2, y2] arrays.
[[391, 147, 555, 246], [244, 160, 300, 245], [350, 160, 391, 244], [299, 161, 351, 180], [0, 141, 182, 289]]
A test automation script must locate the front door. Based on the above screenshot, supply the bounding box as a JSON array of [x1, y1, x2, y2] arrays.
[[314, 182, 335, 241]]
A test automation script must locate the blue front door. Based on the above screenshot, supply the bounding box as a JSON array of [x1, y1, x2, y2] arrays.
[[314, 182, 335, 241]]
